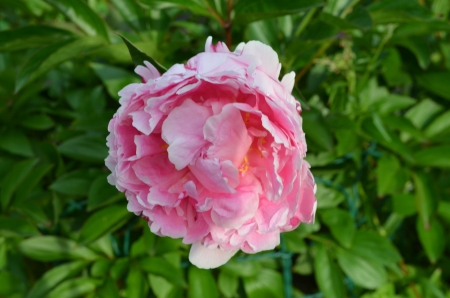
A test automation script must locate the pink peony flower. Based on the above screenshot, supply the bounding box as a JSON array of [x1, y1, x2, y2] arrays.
[[105, 37, 317, 269]]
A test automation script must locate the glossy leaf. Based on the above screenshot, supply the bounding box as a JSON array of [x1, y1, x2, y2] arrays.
[[59, 135, 108, 162], [26, 261, 90, 298], [78, 204, 132, 244], [91, 63, 140, 99], [413, 171, 439, 229], [414, 146, 450, 168], [0, 158, 38, 209], [243, 268, 284, 298], [416, 217, 446, 264], [233, 0, 323, 24], [336, 249, 387, 289], [118, 34, 167, 72], [18, 236, 98, 261], [46, 277, 101, 298], [44, 0, 109, 39], [320, 208, 355, 248], [16, 37, 106, 91], [188, 266, 219, 298], [140, 257, 186, 287], [314, 243, 345, 298]]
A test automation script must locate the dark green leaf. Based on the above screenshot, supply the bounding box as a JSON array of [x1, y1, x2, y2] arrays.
[[395, 37, 431, 69], [233, 0, 324, 24], [44, 0, 109, 39], [16, 37, 106, 91], [118, 34, 167, 73], [416, 217, 446, 264], [0, 129, 34, 157], [26, 261, 90, 298], [392, 194, 417, 217], [0, 158, 38, 209], [0, 216, 40, 237], [303, 108, 333, 151], [91, 63, 140, 99], [110, 0, 147, 31], [425, 111, 450, 138], [139, 0, 210, 16], [413, 171, 439, 229], [79, 204, 131, 244], [416, 72, 450, 101], [19, 236, 98, 261], [59, 135, 108, 162], [50, 170, 94, 196], [46, 277, 101, 298], [140, 257, 186, 287], [320, 209, 355, 248], [0, 25, 75, 52], [90, 258, 112, 277], [314, 243, 345, 298], [368, 0, 434, 24], [336, 249, 387, 289], [345, 7, 372, 30], [97, 278, 120, 298], [88, 174, 124, 211], [20, 114, 55, 130], [0, 271, 24, 296]]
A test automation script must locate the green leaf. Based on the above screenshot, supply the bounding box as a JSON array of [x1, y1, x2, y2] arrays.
[[345, 7, 372, 30], [0, 129, 34, 157], [149, 274, 175, 298], [26, 261, 90, 298], [391, 194, 417, 217], [414, 146, 450, 168], [15, 163, 53, 202], [376, 154, 408, 195], [243, 268, 284, 298], [303, 108, 333, 151], [50, 170, 94, 196], [233, 0, 324, 24], [91, 63, 140, 99], [188, 266, 219, 298], [110, 257, 130, 280], [314, 243, 345, 298], [140, 257, 186, 287], [320, 209, 355, 248], [46, 277, 101, 298], [59, 135, 108, 162], [416, 72, 450, 101], [438, 201, 450, 224], [78, 204, 131, 244], [395, 37, 431, 69], [90, 258, 112, 277], [16, 37, 106, 91], [218, 270, 239, 298], [372, 94, 415, 115], [0, 25, 75, 52], [425, 111, 450, 138], [416, 217, 446, 264], [221, 261, 261, 277], [139, 0, 210, 16], [0, 158, 38, 209], [44, 0, 109, 39], [118, 34, 167, 73], [20, 114, 55, 130], [350, 231, 402, 265], [97, 278, 120, 298], [88, 174, 124, 211], [18, 236, 98, 261], [110, 0, 147, 31], [413, 171, 439, 229], [126, 265, 147, 298], [0, 271, 24, 296], [0, 216, 40, 237], [336, 249, 387, 289], [368, 0, 434, 24], [405, 98, 443, 129]]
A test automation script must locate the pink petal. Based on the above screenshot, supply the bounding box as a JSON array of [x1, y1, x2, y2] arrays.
[[189, 241, 238, 269], [161, 99, 212, 170], [135, 61, 160, 82], [189, 158, 235, 193], [204, 104, 252, 167], [241, 41, 281, 79], [211, 191, 259, 229]]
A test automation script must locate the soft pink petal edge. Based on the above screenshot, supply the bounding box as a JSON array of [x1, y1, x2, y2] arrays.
[[189, 241, 238, 269]]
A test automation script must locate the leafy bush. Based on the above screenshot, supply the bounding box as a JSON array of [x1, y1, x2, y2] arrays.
[[1, 0, 449, 297]]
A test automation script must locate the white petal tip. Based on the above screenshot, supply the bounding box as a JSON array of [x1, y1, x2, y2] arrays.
[[189, 241, 238, 269]]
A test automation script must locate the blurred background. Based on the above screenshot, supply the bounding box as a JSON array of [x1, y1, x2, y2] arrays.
[[1, 0, 449, 297]]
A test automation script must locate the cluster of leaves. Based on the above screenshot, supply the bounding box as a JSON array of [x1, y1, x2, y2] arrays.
[[0, 0, 449, 297]]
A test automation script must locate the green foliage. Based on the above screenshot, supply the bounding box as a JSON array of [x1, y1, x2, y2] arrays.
[[1, 0, 449, 297]]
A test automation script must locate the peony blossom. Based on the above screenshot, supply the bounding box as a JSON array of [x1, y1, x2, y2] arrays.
[[105, 37, 317, 269]]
